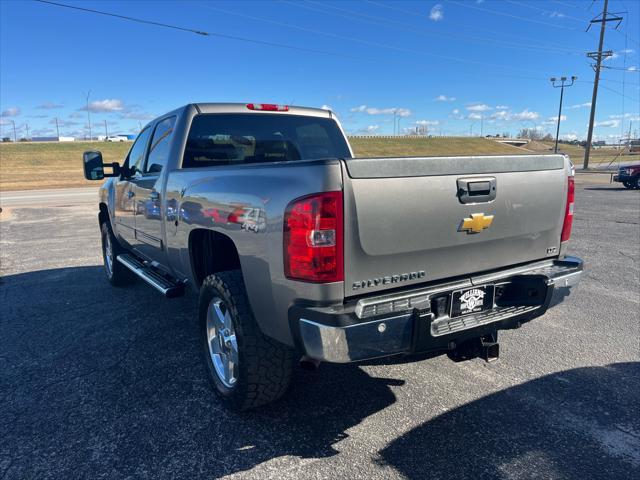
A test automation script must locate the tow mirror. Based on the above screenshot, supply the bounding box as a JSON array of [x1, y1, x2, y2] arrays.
[[82, 151, 120, 180]]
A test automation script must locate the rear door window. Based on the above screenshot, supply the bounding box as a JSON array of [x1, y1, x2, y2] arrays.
[[182, 113, 351, 168]]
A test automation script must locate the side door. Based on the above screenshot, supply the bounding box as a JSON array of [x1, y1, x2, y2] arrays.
[[113, 126, 152, 247], [131, 116, 177, 263]]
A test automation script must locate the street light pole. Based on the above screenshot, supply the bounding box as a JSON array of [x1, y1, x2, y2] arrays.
[[550, 76, 576, 153]]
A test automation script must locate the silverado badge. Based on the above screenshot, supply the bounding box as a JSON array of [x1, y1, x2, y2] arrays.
[[460, 213, 494, 234]]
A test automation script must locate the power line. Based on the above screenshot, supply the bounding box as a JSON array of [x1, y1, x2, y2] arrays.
[[35, 0, 638, 106], [365, 0, 584, 51], [34, 0, 209, 36], [199, 3, 562, 77], [447, 0, 580, 31], [291, 0, 583, 55], [34, 0, 361, 60], [505, 0, 588, 24]]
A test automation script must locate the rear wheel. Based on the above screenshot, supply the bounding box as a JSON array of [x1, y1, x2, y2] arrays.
[[100, 222, 135, 286], [199, 270, 293, 410], [635, 176, 640, 189]]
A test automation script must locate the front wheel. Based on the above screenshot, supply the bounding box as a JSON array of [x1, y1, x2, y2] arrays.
[[199, 270, 293, 410], [101, 222, 135, 286], [623, 181, 634, 189]]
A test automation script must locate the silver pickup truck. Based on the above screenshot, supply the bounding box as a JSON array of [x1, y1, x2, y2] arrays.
[[83, 103, 583, 410]]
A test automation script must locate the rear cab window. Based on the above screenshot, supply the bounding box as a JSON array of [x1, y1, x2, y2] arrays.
[[182, 113, 351, 168]]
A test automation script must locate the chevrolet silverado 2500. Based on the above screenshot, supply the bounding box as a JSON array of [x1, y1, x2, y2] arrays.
[[82, 103, 583, 410]]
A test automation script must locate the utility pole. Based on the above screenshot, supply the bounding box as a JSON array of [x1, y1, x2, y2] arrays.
[[55, 117, 60, 139], [104, 119, 108, 139], [11, 120, 17, 142], [584, 0, 622, 169], [480, 116, 484, 137], [550, 76, 576, 153], [393, 110, 397, 136], [85, 90, 92, 141], [25, 123, 30, 140]]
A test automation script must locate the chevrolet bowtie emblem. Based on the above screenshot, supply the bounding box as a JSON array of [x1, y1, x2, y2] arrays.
[[460, 213, 494, 234]]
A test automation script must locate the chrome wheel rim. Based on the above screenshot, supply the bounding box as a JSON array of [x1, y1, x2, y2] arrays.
[[104, 231, 114, 277], [206, 297, 239, 388]]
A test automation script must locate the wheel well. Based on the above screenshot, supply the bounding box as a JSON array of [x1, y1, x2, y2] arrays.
[[189, 229, 241, 287], [98, 203, 109, 226]]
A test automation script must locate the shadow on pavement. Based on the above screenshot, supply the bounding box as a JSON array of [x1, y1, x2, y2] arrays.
[[2, 267, 638, 479], [379, 362, 640, 479], [583, 186, 636, 191], [0, 266, 400, 478]]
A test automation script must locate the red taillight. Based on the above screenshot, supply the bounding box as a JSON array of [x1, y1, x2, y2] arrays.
[[561, 176, 575, 242], [246, 103, 289, 112], [284, 191, 343, 283]]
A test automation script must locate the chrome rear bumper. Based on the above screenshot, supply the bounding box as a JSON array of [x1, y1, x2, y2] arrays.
[[297, 256, 583, 363]]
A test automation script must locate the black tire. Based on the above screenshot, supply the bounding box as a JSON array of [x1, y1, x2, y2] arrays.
[[635, 177, 640, 190], [100, 221, 135, 286], [623, 181, 634, 189], [199, 270, 293, 410]]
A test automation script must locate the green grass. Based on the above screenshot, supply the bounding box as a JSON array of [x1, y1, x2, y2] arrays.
[[349, 136, 527, 157], [0, 137, 527, 191], [526, 140, 636, 166], [0, 141, 131, 191]]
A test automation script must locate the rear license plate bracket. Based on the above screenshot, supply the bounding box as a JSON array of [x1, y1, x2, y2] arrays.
[[450, 285, 495, 318]]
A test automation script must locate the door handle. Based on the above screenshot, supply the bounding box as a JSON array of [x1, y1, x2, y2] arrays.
[[127, 190, 135, 198], [457, 177, 497, 204], [149, 191, 160, 200]]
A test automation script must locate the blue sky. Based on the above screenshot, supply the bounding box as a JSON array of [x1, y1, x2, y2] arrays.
[[1, 0, 639, 141]]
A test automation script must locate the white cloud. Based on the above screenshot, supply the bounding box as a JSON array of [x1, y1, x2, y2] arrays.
[[542, 115, 566, 126], [37, 102, 64, 109], [512, 109, 539, 121], [0, 119, 10, 126], [81, 99, 124, 113], [609, 113, 640, 121], [434, 95, 456, 102], [69, 112, 84, 119], [429, 4, 444, 22], [562, 133, 578, 141], [604, 52, 620, 62], [452, 108, 460, 114], [468, 113, 483, 120], [366, 125, 379, 132], [568, 102, 591, 109], [1, 107, 20, 117], [490, 110, 510, 120], [594, 119, 619, 128], [627, 66, 638, 72], [549, 11, 565, 18], [416, 120, 440, 126], [466, 103, 492, 112], [350, 105, 411, 117], [495, 105, 509, 110], [118, 109, 154, 120], [49, 118, 78, 127], [320, 104, 332, 110]]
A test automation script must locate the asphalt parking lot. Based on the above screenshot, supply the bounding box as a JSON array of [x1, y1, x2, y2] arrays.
[[1, 177, 639, 479]]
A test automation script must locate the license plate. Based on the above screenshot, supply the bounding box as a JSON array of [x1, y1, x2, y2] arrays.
[[450, 285, 495, 318]]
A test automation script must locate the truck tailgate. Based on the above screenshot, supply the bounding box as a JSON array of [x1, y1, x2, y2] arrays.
[[342, 154, 569, 297]]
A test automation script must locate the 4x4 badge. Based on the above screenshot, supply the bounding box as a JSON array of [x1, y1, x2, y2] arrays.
[[460, 213, 494, 234]]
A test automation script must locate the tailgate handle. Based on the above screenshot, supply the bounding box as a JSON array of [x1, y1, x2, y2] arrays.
[[457, 177, 496, 204]]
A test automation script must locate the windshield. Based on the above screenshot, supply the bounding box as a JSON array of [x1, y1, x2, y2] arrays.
[[182, 113, 351, 168]]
